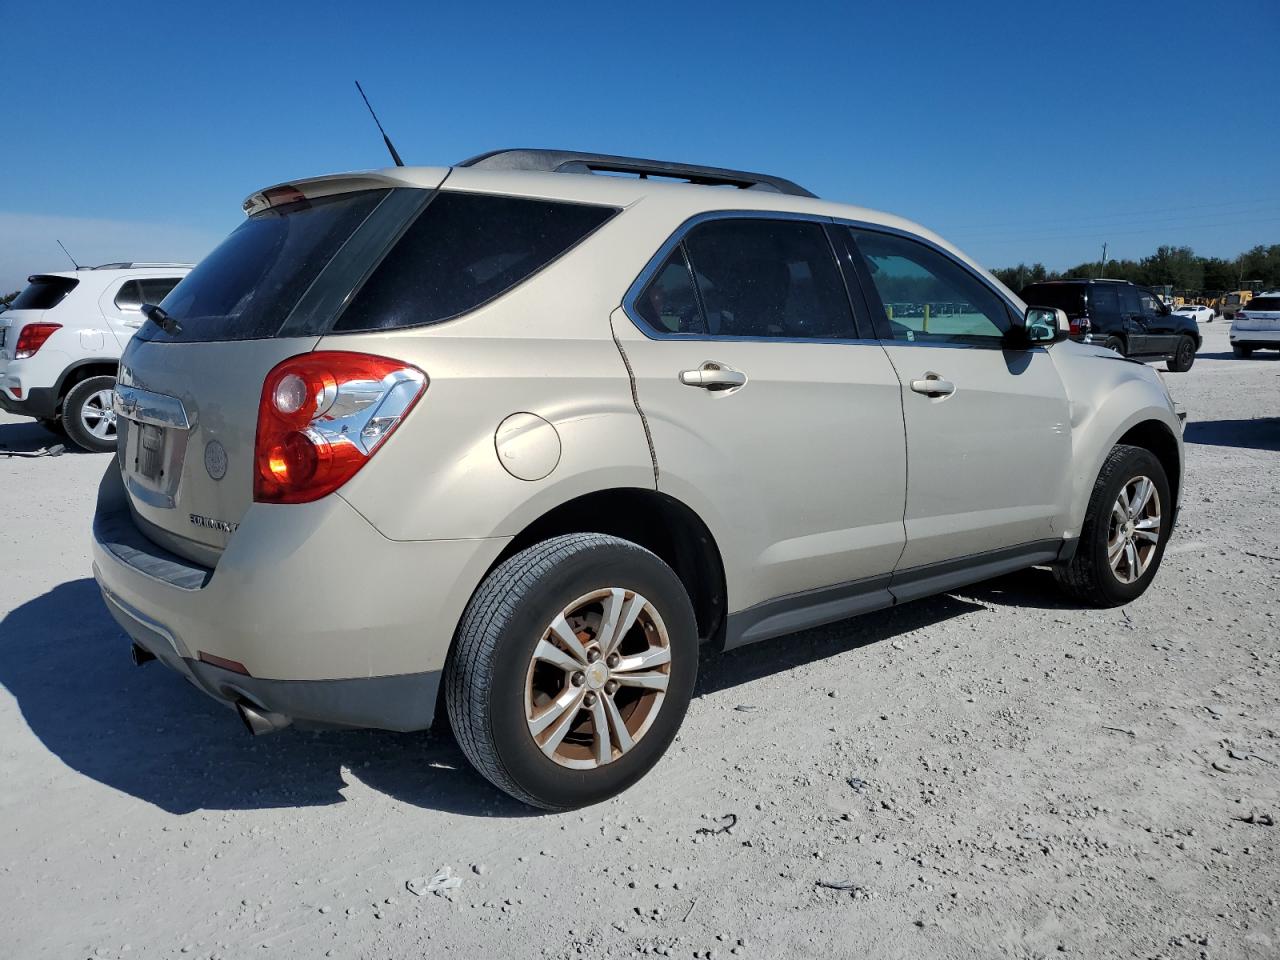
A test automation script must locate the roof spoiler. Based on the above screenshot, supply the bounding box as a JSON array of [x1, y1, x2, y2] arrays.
[[457, 148, 817, 199]]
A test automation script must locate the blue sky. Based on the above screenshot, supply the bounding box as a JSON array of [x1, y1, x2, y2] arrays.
[[2, 0, 1276, 292]]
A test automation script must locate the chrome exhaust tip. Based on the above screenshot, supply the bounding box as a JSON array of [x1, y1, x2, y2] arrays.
[[235, 700, 293, 736]]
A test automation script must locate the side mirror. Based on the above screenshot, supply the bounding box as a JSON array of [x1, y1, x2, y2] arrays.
[[1023, 306, 1069, 345]]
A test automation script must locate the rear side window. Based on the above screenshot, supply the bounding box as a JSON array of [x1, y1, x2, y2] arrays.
[[114, 281, 145, 310], [1246, 296, 1280, 311], [634, 218, 855, 339], [1020, 283, 1085, 317], [334, 192, 617, 332], [636, 246, 704, 334], [680, 219, 855, 339], [1088, 284, 1120, 318], [12, 276, 79, 310], [139, 277, 182, 305], [139, 189, 388, 342]]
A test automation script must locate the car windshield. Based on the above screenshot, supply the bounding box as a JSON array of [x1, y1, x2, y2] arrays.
[[1246, 296, 1280, 311]]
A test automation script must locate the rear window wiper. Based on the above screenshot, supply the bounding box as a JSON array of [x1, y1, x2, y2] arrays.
[[141, 303, 181, 335]]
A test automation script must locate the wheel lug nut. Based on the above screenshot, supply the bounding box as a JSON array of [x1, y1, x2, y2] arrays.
[[606, 653, 620, 668], [584, 692, 597, 706], [571, 672, 585, 687], [587, 648, 600, 663], [605, 680, 619, 695]]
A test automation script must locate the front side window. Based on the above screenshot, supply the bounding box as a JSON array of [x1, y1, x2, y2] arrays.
[[848, 228, 1010, 344], [638, 218, 855, 339], [334, 192, 617, 332]]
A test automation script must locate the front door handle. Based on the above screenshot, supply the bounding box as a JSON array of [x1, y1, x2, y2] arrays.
[[910, 375, 955, 397], [680, 363, 746, 391]]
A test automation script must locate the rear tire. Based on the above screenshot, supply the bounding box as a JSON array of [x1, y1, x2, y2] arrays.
[[61, 375, 119, 453], [1103, 335, 1125, 355], [445, 533, 699, 811], [1167, 335, 1196, 372], [1054, 444, 1172, 607], [1232, 344, 1253, 358]]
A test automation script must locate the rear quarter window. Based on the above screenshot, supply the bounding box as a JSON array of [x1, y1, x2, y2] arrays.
[[332, 192, 618, 332]]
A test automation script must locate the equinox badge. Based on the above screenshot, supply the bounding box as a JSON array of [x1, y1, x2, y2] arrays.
[[189, 513, 238, 534]]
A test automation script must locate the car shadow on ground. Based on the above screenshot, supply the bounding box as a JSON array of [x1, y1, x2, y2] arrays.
[[1, 574, 1063, 818], [1197, 351, 1278, 360], [0, 419, 79, 455], [1184, 418, 1280, 451]]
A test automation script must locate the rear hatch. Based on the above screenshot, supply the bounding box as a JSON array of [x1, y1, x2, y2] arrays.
[[0, 275, 80, 376], [1234, 295, 1280, 331], [115, 172, 443, 566]]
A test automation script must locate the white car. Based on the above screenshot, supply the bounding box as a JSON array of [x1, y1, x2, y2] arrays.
[[0, 263, 190, 450], [1174, 303, 1214, 324], [1230, 293, 1280, 357]]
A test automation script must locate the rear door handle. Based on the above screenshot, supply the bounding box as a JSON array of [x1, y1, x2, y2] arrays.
[[910, 376, 955, 397], [680, 363, 746, 391]]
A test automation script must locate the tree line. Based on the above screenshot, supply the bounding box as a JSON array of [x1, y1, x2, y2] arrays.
[[992, 244, 1280, 295]]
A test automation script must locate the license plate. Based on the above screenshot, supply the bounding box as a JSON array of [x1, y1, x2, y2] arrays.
[[138, 423, 165, 480]]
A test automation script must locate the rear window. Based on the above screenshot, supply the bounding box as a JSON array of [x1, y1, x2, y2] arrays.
[[137, 190, 388, 342], [333, 192, 618, 332], [1019, 283, 1085, 316], [11, 276, 79, 311], [1246, 296, 1280, 311]]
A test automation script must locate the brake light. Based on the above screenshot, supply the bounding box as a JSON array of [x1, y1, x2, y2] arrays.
[[14, 323, 61, 359], [254, 352, 426, 504], [1069, 316, 1091, 336]]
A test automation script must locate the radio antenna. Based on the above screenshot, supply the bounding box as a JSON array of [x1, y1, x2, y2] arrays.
[[354, 80, 405, 167], [56, 239, 81, 270]]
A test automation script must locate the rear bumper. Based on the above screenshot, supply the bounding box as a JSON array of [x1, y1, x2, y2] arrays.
[[1229, 327, 1280, 347], [91, 464, 510, 731], [0, 385, 59, 419]]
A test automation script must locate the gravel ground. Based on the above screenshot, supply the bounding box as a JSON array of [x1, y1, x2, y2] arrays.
[[1, 322, 1277, 960]]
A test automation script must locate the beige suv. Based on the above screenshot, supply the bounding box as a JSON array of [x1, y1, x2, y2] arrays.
[[92, 150, 1184, 809]]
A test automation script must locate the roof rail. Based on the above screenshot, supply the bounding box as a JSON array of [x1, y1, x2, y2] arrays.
[[457, 149, 817, 199], [90, 261, 195, 270]]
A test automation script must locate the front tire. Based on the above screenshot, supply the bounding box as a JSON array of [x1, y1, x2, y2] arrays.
[[445, 533, 699, 810], [61, 375, 118, 453], [1167, 335, 1196, 372], [1054, 444, 1172, 607]]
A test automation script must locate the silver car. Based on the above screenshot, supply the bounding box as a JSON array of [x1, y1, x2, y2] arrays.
[[92, 150, 1184, 809]]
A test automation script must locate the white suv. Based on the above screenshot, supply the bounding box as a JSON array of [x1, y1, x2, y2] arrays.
[[91, 151, 1184, 809], [0, 264, 190, 451]]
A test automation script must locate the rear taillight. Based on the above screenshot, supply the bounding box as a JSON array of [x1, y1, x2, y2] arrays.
[[254, 352, 426, 504], [1069, 316, 1091, 336], [14, 323, 61, 359]]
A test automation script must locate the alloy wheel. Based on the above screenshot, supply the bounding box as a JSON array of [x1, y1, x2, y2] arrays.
[[525, 588, 671, 769], [80, 389, 118, 441], [1107, 475, 1161, 584]]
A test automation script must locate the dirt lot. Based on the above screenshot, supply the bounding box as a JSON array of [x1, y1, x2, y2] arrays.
[[1, 322, 1277, 960]]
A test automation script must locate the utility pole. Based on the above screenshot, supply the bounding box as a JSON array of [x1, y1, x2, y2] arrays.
[[1098, 242, 1108, 279]]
